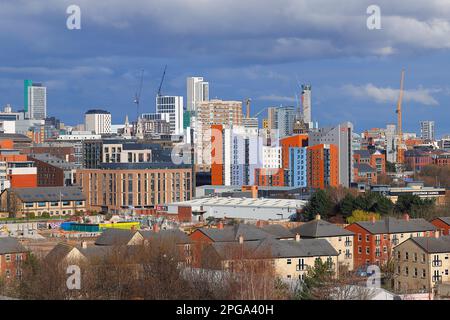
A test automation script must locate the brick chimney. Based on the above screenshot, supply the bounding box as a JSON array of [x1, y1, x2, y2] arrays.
[[403, 213, 410, 222], [217, 221, 224, 229], [238, 234, 244, 244], [371, 214, 376, 224], [153, 224, 160, 233], [295, 233, 301, 242], [315, 214, 321, 220]]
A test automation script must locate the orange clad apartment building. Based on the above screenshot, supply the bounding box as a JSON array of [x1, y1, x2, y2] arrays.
[[0, 139, 37, 189], [307, 144, 339, 189]]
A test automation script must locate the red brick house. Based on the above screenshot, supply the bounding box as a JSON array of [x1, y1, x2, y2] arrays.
[[431, 217, 450, 236], [345, 215, 437, 268], [0, 237, 28, 281]]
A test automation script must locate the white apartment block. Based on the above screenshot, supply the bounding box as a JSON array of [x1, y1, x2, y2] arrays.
[[156, 95, 183, 135], [84, 110, 112, 134], [186, 77, 209, 113]]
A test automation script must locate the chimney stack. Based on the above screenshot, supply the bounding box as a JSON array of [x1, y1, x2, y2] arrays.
[[238, 234, 244, 244], [295, 233, 300, 242], [153, 223, 160, 233], [315, 214, 321, 220], [403, 213, 410, 222], [217, 221, 224, 229], [371, 214, 376, 224]]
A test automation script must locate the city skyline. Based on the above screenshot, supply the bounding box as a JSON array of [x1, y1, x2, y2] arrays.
[[0, 1, 449, 135]]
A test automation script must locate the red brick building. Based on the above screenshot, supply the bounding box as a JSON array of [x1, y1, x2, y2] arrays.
[[0, 237, 28, 281], [345, 215, 438, 268], [431, 217, 450, 236]]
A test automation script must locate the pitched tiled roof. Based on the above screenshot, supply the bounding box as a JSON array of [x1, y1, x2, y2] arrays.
[[354, 150, 371, 158], [139, 229, 191, 244], [355, 217, 437, 234], [198, 223, 277, 242], [45, 242, 75, 262], [291, 219, 354, 238], [10, 186, 85, 202], [355, 163, 376, 173], [95, 228, 141, 246], [261, 224, 295, 239], [434, 217, 450, 226], [0, 237, 27, 254], [411, 236, 450, 254]]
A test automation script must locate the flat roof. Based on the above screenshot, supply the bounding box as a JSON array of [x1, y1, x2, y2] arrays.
[[170, 197, 307, 208]]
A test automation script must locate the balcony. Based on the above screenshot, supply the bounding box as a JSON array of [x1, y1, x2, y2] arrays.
[[296, 264, 306, 271], [432, 275, 442, 283], [344, 240, 352, 247], [375, 240, 381, 246], [345, 253, 352, 259], [432, 260, 442, 267]]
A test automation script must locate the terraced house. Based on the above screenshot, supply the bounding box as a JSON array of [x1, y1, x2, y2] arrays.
[[346, 215, 437, 268], [290, 215, 354, 271], [393, 236, 450, 295], [0, 237, 28, 281]]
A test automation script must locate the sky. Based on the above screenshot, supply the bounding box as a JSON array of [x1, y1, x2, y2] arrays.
[[0, 0, 449, 136]]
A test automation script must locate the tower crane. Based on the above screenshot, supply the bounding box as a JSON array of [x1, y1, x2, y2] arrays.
[[133, 69, 144, 121], [396, 69, 405, 167], [157, 65, 167, 98]]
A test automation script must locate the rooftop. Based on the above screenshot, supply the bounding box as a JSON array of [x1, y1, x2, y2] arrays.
[[7, 186, 85, 202], [411, 236, 450, 254], [354, 217, 437, 234], [291, 218, 354, 238], [170, 197, 307, 208], [0, 237, 27, 254]]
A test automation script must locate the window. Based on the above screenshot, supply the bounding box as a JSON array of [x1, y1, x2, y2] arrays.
[[405, 252, 409, 261], [287, 258, 292, 265], [383, 234, 387, 240], [366, 247, 370, 254], [414, 268, 418, 278], [404, 267, 409, 276], [422, 269, 426, 278], [358, 246, 362, 254], [383, 246, 387, 253], [24, 203, 33, 208], [366, 235, 370, 242], [297, 259, 305, 271], [38, 202, 46, 207], [397, 266, 401, 274], [5, 254, 11, 262], [397, 251, 401, 260], [422, 254, 426, 263], [358, 234, 362, 242]]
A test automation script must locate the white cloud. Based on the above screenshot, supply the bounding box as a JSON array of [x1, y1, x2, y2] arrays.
[[343, 83, 439, 106], [258, 94, 296, 103]]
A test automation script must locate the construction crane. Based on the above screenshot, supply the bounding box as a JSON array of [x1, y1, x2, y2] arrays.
[[252, 106, 269, 118], [133, 69, 144, 120], [245, 98, 251, 118], [396, 69, 405, 166], [157, 65, 167, 97]]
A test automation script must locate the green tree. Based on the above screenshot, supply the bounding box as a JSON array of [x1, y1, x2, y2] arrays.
[[370, 194, 393, 215], [394, 194, 435, 218], [303, 190, 333, 220], [295, 258, 335, 300], [339, 194, 356, 217]]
